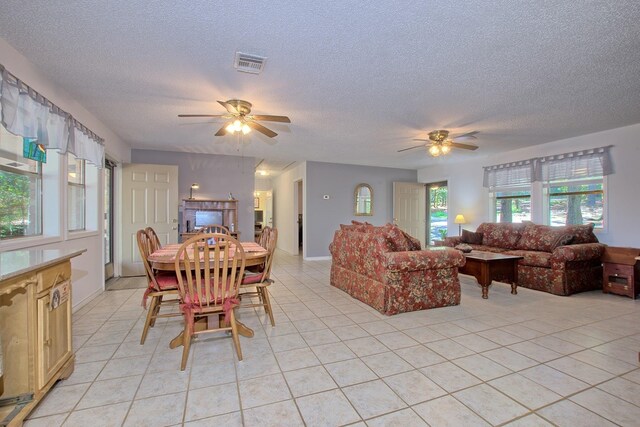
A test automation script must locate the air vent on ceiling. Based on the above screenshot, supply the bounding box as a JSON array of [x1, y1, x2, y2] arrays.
[[6, 161, 24, 168], [234, 52, 267, 74]]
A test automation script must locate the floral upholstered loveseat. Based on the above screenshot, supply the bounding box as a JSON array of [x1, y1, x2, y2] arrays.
[[329, 223, 465, 315], [443, 222, 605, 296]]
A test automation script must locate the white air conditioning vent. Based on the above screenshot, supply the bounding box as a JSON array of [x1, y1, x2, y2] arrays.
[[234, 52, 267, 74], [6, 162, 24, 168]]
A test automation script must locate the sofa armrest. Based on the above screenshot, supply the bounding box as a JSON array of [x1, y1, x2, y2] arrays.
[[551, 243, 605, 264], [384, 248, 465, 272], [442, 237, 461, 247]]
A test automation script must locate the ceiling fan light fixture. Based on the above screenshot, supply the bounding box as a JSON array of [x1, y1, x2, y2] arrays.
[[429, 145, 441, 157], [241, 123, 251, 134], [233, 119, 243, 132], [441, 144, 451, 154], [225, 123, 236, 133]]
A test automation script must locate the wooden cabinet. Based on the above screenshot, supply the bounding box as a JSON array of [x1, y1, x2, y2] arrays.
[[0, 249, 83, 426], [602, 247, 640, 299]]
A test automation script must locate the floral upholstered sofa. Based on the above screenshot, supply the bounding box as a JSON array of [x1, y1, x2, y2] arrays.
[[329, 223, 465, 315], [443, 222, 605, 296]]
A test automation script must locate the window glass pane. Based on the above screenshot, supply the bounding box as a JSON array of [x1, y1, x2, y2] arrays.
[[67, 156, 84, 184], [429, 184, 448, 243], [68, 155, 86, 231], [495, 191, 531, 223], [0, 127, 42, 239], [548, 183, 603, 228], [68, 184, 85, 231]]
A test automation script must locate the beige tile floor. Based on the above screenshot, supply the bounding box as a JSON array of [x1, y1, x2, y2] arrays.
[[26, 251, 640, 426]]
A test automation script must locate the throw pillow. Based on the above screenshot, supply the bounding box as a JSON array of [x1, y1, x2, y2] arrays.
[[551, 233, 574, 250], [460, 230, 483, 245], [377, 223, 411, 252]]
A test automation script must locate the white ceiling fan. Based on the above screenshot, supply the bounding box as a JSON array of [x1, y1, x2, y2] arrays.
[[178, 99, 291, 138], [398, 130, 479, 157]]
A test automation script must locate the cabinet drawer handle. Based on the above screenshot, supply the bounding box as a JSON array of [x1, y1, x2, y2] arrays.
[[44, 338, 52, 346], [624, 285, 629, 291], [608, 283, 612, 287]]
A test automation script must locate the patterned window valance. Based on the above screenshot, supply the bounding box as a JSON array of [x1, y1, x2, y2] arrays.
[[483, 159, 535, 188], [535, 146, 613, 182], [0, 64, 104, 168]]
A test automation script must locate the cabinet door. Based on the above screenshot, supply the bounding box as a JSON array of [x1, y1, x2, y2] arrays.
[[37, 282, 72, 390]]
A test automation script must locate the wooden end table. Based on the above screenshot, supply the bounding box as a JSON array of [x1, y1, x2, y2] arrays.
[[459, 251, 523, 299]]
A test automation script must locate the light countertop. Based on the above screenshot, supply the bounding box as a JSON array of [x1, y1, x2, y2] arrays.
[[0, 247, 86, 282]]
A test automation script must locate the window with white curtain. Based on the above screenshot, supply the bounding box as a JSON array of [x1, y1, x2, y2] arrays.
[[484, 160, 533, 223], [67, 154, 85, 231], [538, 146, 611, 229], [0, 126, 42, 238]]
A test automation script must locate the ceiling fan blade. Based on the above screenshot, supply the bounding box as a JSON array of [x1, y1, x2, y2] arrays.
[[398, 145, 425, 153], [214, 122, 232, 136], [217, 100, 239, 114], [251, 115, 291, 123], [246, 121, 278, 138], [412, 138, 430, 142], [452, 130, 479, 141], [449, 142, 479, 150], [178, 114, 226, 118]]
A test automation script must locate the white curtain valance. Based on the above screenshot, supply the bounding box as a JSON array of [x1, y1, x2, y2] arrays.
[[0, 65, 104, 168], [535, 146, 613, 182], [483, 159, 534, 188]]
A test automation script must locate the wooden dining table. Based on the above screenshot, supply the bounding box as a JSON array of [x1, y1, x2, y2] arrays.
[[147, 241, 269, 347]]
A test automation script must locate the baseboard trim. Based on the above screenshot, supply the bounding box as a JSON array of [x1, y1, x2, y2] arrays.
[[73, 288, 103, 313], [303, 256, 331, 261]]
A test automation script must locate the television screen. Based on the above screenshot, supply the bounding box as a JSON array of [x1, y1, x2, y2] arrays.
[[254, 210, 264, 223], [195, 210, 223, 228]]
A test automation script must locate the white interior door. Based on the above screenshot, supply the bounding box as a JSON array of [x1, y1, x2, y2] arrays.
[[393, 182, 427, 248], [121, 163, 179, 276]]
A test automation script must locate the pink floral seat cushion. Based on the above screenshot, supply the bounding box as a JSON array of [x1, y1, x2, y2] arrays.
[[153, 272, 179, 290]]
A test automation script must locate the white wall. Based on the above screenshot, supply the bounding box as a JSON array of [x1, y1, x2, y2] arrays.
[[0, 37, 131, 309], [272, 162, 306, 255], [417, 123, 640, 246]]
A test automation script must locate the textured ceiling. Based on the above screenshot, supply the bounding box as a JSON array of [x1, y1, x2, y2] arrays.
[[1, 1, 639, 169]]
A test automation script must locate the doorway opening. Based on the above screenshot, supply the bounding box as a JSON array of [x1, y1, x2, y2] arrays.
[[294, 179, 303, 254], [427, 181, 448, 244], [104, 159, 115, 281]]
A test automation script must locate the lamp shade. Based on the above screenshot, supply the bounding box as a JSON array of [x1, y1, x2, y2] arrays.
[[454, 214, 466, 224]]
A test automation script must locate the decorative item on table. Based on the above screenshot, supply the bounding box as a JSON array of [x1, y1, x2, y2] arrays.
[[228, 192, 234, 200], [454, 214, 466, 235], [455, 243, 473, 253]]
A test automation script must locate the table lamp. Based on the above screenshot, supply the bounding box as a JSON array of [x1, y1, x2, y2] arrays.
[[454, 214, 466, 235]]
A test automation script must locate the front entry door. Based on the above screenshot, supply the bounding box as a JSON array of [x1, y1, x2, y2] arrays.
[[121, 163, 179, 276], [393, 182, 427, 247]]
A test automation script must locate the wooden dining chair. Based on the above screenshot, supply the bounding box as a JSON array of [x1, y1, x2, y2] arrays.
[[240, 227, 278, 326], [258, 226, 271, 248], [174, 233, 246, 370], [137, 229, 180, 345], [197, 224, 230, 235], [144, 226, 162, 252]]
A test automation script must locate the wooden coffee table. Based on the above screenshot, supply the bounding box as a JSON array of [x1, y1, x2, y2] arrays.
[[459, 251, 523, 299]]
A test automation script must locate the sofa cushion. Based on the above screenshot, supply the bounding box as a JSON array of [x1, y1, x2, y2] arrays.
[[477, 222, 526, 249], [563, 223, 598, 244], [517, 224, 574, 252], [401, 231, 422, 251], [377, 223, 412, 252], [460, 229, 483, 245], [504, 249, 552, 268]]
